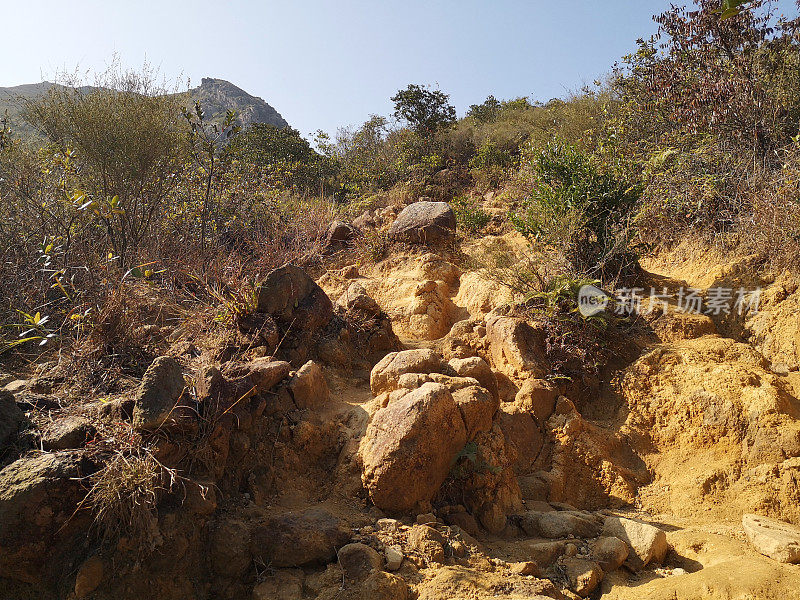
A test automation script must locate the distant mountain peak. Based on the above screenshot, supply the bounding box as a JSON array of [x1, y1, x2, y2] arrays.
[[187, 77, 288, 129]]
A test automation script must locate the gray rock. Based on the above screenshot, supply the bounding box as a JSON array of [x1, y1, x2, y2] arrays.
[[323, 220, 358, 253], [520, 510, 602, 539], [388, 201, 456, 245], [256, 265, 333, 332], [338, 282, 381, 315], [385, 545, 404, 571], [41, 416, 95, 450], [602, 516, 668, 569], [132, 357, 186, 430], [742, 513, 800, 563]]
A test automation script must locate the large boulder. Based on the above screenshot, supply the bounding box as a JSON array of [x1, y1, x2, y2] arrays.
[[132, 356, 186, 430], [256, 265, 333, 333], [602, 516, 668, 569], [0, 452, 94, 583], [0, 390, 26, 446], [360, 383, 467, 512], [250, 508, 351, 567], [742, 513, 800, 563], [288, 361, 330, 409], [370, 349, 446, 396], [388, 201, 456, 245]]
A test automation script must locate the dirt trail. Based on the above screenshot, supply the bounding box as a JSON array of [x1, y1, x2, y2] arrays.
[[324, 243, 800, 599]]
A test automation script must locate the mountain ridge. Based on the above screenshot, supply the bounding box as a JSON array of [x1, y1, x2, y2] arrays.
[[0, 77, 288, 138]]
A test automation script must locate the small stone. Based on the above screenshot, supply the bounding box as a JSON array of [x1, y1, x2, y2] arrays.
[[3, 380, 28, 393], [183, 480, 217, 515], [509, 561, 540, 576], [377, 518, 401, 532], [252, 570, 304, 600], [478, 502, 507, 535], [451, 540, 468, 558], [564, 543, 578, 557], [74, 555, 104, 598], [520, 511, 601, 539], [385, 545, 404, 571], [338, 543, 383, 581], [288, 361, 329, 409], [416, 512, 437, 525], [445, 512, 480, 537], [0, 389, 26, 446], [246, 359, 292, 392], [132, 356, 186, 430], [407, 525, 446, 563]]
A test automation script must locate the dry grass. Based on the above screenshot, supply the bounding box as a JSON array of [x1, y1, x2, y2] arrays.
[[81, 445, 178, 548]]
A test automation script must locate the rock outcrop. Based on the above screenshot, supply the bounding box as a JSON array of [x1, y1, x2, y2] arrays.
[[388, 201, 456, 245], [743, 513, 800, 563]]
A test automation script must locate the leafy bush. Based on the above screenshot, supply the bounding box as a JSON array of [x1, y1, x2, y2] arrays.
[[22, 68, 185, 268], [451, 196, 491, 234], [511, 141, 641, 280]]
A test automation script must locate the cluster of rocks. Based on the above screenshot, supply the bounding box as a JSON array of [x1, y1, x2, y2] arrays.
[[324, 200, 458, 256]]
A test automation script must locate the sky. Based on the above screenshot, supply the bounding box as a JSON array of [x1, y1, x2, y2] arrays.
[[1, 0, 796, 138]]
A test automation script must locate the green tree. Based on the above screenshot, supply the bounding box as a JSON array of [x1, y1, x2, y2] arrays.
[[183, 101, 240, 254], [467, 95, 502, 123], [391, 84, 456, 136]]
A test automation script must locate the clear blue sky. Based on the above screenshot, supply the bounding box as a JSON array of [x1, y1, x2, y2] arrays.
[[2, 1, 796, 137]]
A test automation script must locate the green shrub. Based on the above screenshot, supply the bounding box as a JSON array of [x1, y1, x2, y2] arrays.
[[451, 196, 491, 234], [511, 141, 641, 280]]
